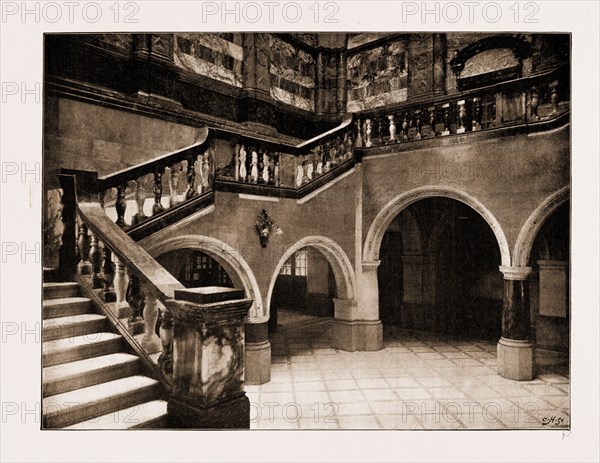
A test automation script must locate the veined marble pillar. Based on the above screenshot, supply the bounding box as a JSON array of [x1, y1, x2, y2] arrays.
[[331, 261, 383, 352], [165, 287, 252, 428], [497, 266, 534, 381]]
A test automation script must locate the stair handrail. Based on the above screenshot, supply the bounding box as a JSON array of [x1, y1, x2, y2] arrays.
[[58, 170, 185, 385]]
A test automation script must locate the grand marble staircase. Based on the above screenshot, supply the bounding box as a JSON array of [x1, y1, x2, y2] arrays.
[[42, 280, 168, 429]]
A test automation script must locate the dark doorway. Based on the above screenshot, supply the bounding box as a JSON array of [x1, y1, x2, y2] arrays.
[[378, 197, 503, 341]]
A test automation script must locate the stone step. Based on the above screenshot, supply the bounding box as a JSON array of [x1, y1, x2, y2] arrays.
[[65, 400, 168, 429], [43, 332, 123, 367], [43, 375, 162, 428], [42, 314, 107, 341], [43, 282, 80, 299], [43, 353, 141, 397], [43, 297, 93, 319]]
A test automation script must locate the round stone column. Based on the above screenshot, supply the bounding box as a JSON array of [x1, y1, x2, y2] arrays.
[[497, 266, 534, 381]]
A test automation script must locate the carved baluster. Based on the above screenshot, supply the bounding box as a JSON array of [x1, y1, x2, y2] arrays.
[[401, 112, 409, 140], [185, 156, 197, 199], [132, 180, 147, 225], [77, 223, 92, 275], [354, 119, 363, 148], [126, 271, 145, 335], [428, 106, 436, 138], [441, 103, 451, 135], [238, 145, 247, 182], [388, 115, 397, 143], [457, 100, 467, 133], [261, 150, 270, 184], [152, 169, 165, 215], [89, 232, 103, 288], [306, 154, 314, 181], [364, 119, 373, 147], [272, 153, 279, 186], [141, 285, 162, 354], [414, 110, 423, 140], [250, 148, 259, 184], [233, 144, 240, 181], [115, 184, 127, 228], [529, 87, 539, 121], [169, 164, 181, 208], [158, 309, 174, 374], [102, 246, 116, 302], [407, 112, 415, 140], [113, 256, 130, 316], [315, 147, 323, 175], [472, 97, 482, 131], [295, 158, 304, 187], [198, 150, 211, 194], [377, 117, 383, 145], [549, 80, 559, 115]]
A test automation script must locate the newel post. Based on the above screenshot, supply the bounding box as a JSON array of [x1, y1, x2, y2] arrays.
[[164, 287, 252, 429]]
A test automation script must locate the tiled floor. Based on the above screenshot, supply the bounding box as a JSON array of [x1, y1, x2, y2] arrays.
[[245, 310, 570, 430]]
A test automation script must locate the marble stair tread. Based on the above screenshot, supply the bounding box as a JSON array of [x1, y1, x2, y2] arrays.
[[42, 314, 108, 341], [43, 313, 106, 329], [43, 297, 92, 319], [43, 282, 80, 298], [65, 400, 168, 429], [43, 375, 161, 428], [43, 352, 139, 384], [43, 332, 121, 354]]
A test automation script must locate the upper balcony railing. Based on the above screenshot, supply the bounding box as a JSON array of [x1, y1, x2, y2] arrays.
[[85, 64, 569, 243], [213, 113, 356, 198], [350, 63, 569, 150], [94, 114, 356, 241]]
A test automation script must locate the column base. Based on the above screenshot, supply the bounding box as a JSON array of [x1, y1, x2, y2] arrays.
[[167, 394, 250, 429], [332, 319, 383, 352], [245, 340, 271, 385], [497, 337, 534, 381]]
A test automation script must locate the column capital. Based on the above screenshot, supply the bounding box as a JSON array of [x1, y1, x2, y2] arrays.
[[499, 265, 532, 280], [362, 260, 381, 271]]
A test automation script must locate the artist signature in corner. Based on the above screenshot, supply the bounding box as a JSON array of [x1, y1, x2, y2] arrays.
[[541, 415, 567, 426]]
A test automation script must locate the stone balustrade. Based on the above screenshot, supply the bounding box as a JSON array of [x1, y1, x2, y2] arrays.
[[352, 65, 569, 149]]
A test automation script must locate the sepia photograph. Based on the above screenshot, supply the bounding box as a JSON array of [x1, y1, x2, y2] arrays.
[[41, 30, 570, 430]]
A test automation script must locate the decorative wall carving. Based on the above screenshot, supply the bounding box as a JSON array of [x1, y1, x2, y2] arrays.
[[346, 40, 408, 112], [174, 33, 243, 87], [269, 35, 316, 112], [462, 48, 519, 78]]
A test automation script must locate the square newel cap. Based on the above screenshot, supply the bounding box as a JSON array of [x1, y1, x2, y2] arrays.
[[174, 286, 246, 304]]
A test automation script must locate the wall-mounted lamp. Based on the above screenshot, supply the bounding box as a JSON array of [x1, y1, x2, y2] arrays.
[[255, 209, 283, 248]]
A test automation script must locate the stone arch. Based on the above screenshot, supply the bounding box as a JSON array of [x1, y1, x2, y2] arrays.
[[266, 236, 356, 316], [513, 187, 570, 267], [363, 186, 511, 267], [143, 235, 265, 322]]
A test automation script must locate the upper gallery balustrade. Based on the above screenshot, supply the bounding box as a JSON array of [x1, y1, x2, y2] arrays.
[[350, 63, 569, 150]]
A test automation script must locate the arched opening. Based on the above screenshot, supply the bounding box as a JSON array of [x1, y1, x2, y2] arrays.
[[265, 236, 356, 355], [155, 249, 234, 289], [528, 202, 570, 371], [142, 235, 264, 321], [378, 197, 503, 341], [269, 246, 337, 332]]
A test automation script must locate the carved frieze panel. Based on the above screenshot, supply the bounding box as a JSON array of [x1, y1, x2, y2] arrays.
[[269, 35, 316, 112], [346, 40, 408, 112], [174, 33, 244, 87]]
